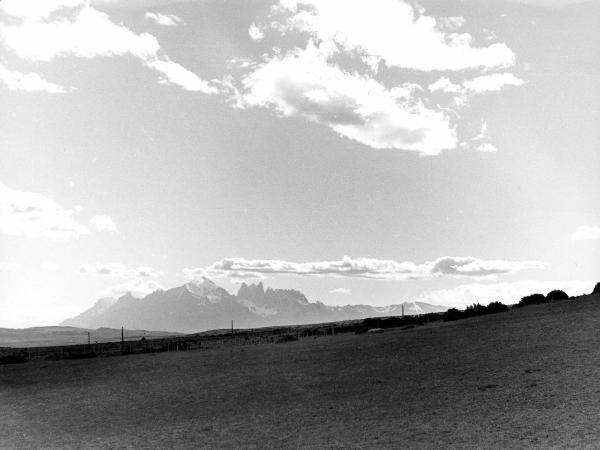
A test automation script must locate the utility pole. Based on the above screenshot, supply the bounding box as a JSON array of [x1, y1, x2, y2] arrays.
[[121, 326, 124, 354], [231, 319, 234, 335], [87, 331, 91, 348], [402, 304, 404, 318]]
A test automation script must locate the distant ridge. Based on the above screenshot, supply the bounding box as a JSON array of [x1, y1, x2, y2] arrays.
[[61, 278, 448, 333]]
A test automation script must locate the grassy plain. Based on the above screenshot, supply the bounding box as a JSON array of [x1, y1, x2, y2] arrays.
[[2, 294, 600, 448]]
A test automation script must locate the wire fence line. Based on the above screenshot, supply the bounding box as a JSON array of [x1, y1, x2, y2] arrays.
[[0, 322, 356, 364]]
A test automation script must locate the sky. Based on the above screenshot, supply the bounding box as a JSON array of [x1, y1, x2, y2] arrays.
[[0, 0, 598, 328]]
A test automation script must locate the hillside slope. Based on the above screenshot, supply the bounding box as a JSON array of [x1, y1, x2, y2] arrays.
[[3, 292, 600, 448]]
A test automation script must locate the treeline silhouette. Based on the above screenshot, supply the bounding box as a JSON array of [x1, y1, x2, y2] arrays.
[[356, 284, 600, 332], [515, 290, 569, 307], [357, 301, 509, 332]]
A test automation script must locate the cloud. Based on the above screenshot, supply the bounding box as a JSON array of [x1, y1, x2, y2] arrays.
[[572, 225, 600, 241], [239, 42, 457, 155], [0, 64, 70, 93], [41, 261, 60, 271], [79, 262, 164, 278], [467, 120, 498, 152], [462, 73, 524, 93], [0, 0, 84, 20], [429, 73, 524, 98], [99, 278, 164, 299], [248, 23, 265, 41], [429, 77, 462, 94], [475, 143, 498, 153], [271, 0, 515, 72], [330, 287, 351, 295], [183, 255, 544, 281], [415, 279, 596, 308], [148, 59, 219, 93], [1, 6, 159, 61], [503, 0, 590, 7], [90, 215, 118, 233], [144, 11, 183, 27], [0, 1, 216, 93], [229, 0, 522, 154], [0, 181, 90, 240], [0, 262, 22, 272]]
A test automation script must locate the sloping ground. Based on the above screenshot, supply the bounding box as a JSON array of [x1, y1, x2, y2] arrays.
[[1, 294, 600, 448]]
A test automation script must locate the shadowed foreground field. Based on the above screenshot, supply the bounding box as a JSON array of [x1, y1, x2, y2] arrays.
[[2, 295, 600, 449]]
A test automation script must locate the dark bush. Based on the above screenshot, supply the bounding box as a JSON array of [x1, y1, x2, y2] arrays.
[[486, 301, 509, 313], [592, 282, 600, 296], [546, 290, 569, 301], [465, 303, 487, 317], [444, 308, 464, 321], [444, 302, 508, 321], [0, 354, 27, 364], [517, 293, 547, 307]]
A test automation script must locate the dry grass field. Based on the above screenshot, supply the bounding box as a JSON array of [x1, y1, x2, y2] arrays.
[[2, 294, 600, 449]]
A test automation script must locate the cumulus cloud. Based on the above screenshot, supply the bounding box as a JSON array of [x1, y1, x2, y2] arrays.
[[144, 11, 183, 27], [330, 287, 351, 295], [415, 279, 596, 308], [462, 73, 524, 93], [90, 215, 118, 233], [271, 0, 515, 72], [148, 59, 218, 93], [229, 0, 522, 154], [248, 23, 265, 41], [79, 262, 164, 278], [429, 77, 463, 94], [183, 255, 544, 281], [429, 73, 523, 99], [239, 42, 457, 155], [0, 1, 216, 93], [0, 64, 70, 93], [41, 261, 60, 271], [0, 262, 22, 272], [475, 142, 498, 153], [572, 225, 600, 241], [99, 278, 164, 299], [0, 181, 90, 240]]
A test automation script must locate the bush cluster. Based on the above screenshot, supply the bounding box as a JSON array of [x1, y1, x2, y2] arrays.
[[356, 301, 511, 332], [516, 289, 569, 307], [443, 301, 509, 322]]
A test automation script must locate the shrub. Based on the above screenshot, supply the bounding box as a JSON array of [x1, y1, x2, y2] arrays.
[[465, 303, 487, 317], [444, 308, 464, 321], [0, 354, 27, 364], [592, 282, 600, 296], [546, 290, 569, 301], [517, 293, 547, 307], [486, 301, 509, 314]]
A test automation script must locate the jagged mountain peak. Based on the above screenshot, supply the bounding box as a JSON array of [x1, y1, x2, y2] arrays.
[[237, 281, 265, 298], [185, 277, 224, 297], [62, 280, 449, 333]]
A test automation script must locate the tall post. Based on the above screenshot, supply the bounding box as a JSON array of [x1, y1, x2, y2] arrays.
[[402, 304, 404, 318], [121, 326, 124, 354], [87, 331, 91, 348], [231, 319, 234, 335]]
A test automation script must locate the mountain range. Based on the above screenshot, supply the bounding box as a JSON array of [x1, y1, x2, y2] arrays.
[[61, 278, 449, 333]]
